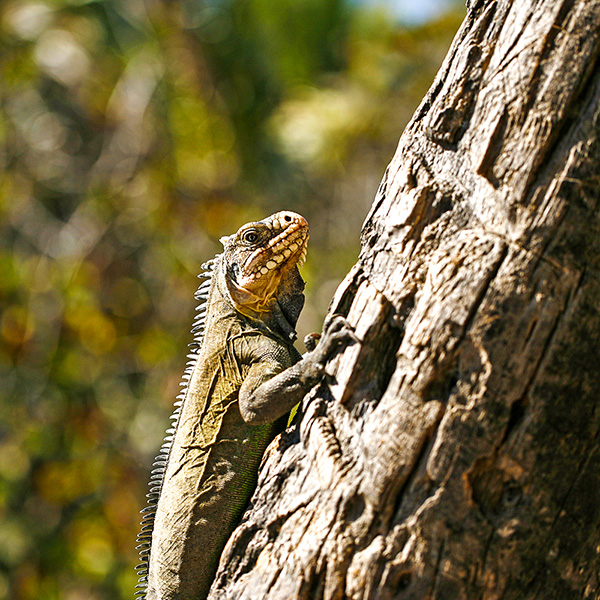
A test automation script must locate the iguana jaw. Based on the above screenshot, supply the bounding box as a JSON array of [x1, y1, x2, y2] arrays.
[[220, 211, 309, 316]]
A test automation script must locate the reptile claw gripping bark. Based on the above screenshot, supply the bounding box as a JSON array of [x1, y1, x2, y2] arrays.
[[135, 212, 353, 600]]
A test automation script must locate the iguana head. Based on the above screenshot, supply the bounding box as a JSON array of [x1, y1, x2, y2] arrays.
[[219, 211, 309, 324]]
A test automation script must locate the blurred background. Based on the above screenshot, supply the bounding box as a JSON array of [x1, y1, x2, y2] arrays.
[[0, 0, 464, 598]]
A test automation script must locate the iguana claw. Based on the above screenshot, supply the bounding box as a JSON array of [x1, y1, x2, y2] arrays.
[[304, 332, 321, 353], [313, 314, 359, 364]]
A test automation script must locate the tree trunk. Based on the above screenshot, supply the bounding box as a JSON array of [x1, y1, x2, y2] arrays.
[[209, 1, 600, 598]]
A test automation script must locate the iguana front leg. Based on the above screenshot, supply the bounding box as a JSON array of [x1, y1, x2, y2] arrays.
[[239, 316, 357, 425]]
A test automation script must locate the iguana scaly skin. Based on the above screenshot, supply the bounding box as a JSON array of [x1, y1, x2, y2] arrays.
[[135, 211, 354, 600]]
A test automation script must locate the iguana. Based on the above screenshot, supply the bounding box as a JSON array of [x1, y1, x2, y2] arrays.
[[135, 211, 355, 600]]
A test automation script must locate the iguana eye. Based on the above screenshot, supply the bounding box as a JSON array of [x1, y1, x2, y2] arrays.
[[242, 230, 259, 244]]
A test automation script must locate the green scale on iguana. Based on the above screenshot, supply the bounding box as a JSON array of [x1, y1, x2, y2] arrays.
[[135, 212, 355, 600]]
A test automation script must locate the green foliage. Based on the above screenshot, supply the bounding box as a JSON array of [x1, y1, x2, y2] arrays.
[[0, 0, 463, 597]]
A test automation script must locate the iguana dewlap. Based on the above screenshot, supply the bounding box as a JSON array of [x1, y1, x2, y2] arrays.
[[135, 212, 354, 600]]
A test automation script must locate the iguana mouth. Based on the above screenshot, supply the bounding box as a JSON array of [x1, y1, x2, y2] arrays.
[[241, 212, 309, 283]]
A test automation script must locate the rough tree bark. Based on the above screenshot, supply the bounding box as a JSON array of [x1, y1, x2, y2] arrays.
[[209, 0, 600, 598]]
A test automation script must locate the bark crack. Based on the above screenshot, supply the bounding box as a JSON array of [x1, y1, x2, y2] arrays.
[[426, 536, 446, 600], [485, 7, 535, 82], [520, 0, 575, 119]]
